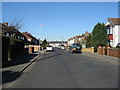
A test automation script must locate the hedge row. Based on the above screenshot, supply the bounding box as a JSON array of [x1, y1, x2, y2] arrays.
[[2, 36, 10, 61], [2, 36, 25, 61], [9, 38, 24, 60]]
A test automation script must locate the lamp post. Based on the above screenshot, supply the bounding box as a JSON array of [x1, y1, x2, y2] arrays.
[[39, 24, 45, 53]]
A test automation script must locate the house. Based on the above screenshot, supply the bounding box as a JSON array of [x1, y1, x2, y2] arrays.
[[1, 22, 25, 41], [22, 32, 39, 45], [68, 37, 75, 46], [105, 18, 120, 47], [68, 31, 91, 48]]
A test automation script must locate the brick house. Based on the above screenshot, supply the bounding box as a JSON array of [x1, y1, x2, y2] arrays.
[[22, 32, 39, 45], [1, 22, 25, 41], [68, 31, 91, 48], [105, 18, 120, 47]]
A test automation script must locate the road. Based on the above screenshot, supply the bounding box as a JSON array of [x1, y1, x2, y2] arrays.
[[5, 48, 118, 88]]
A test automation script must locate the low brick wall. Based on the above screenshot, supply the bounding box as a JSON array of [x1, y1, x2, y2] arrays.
[[25, 45, 40, 53], [82, 47, 94, 53], [97, 46, 109, 55], [107, 48, 120, 58], [97, 46, 120, 58], [33, 45, 40, 51]]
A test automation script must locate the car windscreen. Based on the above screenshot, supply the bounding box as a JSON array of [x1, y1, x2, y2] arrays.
[[47, 46, 52, 47], [71, 44, 81, 47]]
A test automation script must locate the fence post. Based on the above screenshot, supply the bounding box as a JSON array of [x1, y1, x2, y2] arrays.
[[102, 46, 105, 55], [91, 47, 94, 53], [107, 46, 110, 56], [98, 46, 101, 55]]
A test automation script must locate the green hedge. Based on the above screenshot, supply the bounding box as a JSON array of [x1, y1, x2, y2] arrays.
[[9, 38, 24, 60], [2, 36, 25, 61], [2, 36, 10, 61]]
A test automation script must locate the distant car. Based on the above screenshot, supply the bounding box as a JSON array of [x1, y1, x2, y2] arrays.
[[58, 45, 62, 49], [116, 43, 120, 48], [69, 43, 82, 53], [46, 45, 53, 51], [61, 45, 65, 50]]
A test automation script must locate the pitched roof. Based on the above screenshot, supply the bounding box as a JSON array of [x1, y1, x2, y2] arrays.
[[1, 23, 24, 37], [108, 18, 120, 25], [22, 32, 38, 41]]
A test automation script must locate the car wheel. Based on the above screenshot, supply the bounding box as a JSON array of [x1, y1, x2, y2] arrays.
[[69, 50, 71, 53]]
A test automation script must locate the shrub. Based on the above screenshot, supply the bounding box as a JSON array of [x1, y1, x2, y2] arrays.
[[9, 38, 24, 59], [2, 36, 10, 61], [24, 41, 32, 45], [92, 23, 108, 52]]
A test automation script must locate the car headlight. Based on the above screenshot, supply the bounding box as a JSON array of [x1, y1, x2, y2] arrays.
[[73, 48, 76, 50]]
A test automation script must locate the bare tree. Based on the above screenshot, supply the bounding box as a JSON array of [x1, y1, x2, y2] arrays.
[[9, 17, 24, 31]]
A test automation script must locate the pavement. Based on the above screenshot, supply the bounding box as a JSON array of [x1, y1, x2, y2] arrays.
[[66, 48, 118, 64], [2, 50, 46, 88], [81, 52, 118, 65]]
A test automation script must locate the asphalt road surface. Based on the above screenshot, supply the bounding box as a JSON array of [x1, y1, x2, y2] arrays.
[[5, 48, 118, 88]]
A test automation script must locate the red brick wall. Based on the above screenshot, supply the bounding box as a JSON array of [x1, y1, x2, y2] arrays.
[[98, 46, 120, 58], [98, 46, 104, 55], [107, 48, 120, 58]]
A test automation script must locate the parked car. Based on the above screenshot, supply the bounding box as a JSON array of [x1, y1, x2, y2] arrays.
[[46, 45, 53, 51], [116, 43, 120, 48], [69, 43, 82, 53], [58, 45, 62, 49], [61, 45, 65, 50]]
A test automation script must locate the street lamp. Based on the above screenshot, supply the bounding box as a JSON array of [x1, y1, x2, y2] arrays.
[[39, 24, 45, 53]]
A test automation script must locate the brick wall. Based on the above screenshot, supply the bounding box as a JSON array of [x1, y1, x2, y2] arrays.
[[107, 48, 120, 58], [98, 46, 120, 58], [97, 46, 108, 55], [82, 47, 94, 53]]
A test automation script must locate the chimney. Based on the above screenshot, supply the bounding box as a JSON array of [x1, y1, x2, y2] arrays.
[[3, 22, 8, 26]]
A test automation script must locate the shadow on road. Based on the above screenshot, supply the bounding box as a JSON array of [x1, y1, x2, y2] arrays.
[[69, 52, 82, 55], [2, 70, 23, 85], [37, 53, 61, 62], [2, 54, 38, 68]]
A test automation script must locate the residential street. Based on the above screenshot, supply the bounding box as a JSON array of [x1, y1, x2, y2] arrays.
[[4, 48, 118, 88]]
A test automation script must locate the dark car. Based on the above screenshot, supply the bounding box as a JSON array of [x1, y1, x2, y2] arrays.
[[116, 43, 120, 48], [69, 43, 82, 53]]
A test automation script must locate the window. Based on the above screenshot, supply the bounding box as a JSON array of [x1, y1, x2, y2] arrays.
[[107, 27, 110, 34], [110, 27, 113, 34], [18, 36, 20, 39], [6, 33, 9, 36], [10, 34, 13, 37]]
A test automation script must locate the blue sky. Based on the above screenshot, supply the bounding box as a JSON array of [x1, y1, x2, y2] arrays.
[[2, 2, 118, 41]]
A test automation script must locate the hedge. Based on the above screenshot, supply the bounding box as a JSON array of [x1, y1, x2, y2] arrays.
[[2, 36, 10, 61], [2, 36, 25, 61], [9, 38, 24, 60]]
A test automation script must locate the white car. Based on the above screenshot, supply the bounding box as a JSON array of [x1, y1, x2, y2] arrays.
[[61, 45, 65, 50], [46, 45, 53, 51], [58, 45, 62, 49]]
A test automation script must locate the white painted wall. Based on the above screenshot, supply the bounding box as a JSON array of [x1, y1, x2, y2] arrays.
[[118, 25, 120, 44], [112, 25, 119, 47]]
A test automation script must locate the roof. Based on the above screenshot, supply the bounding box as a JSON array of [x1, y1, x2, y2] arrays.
[[1, 23, 24, 37], [108, 18, 120, 25], [22, 32, 38, 41], [76, 35, 81, 38]]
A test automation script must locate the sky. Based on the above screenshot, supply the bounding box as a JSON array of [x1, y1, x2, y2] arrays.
[[2, 2, 118, 41]]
